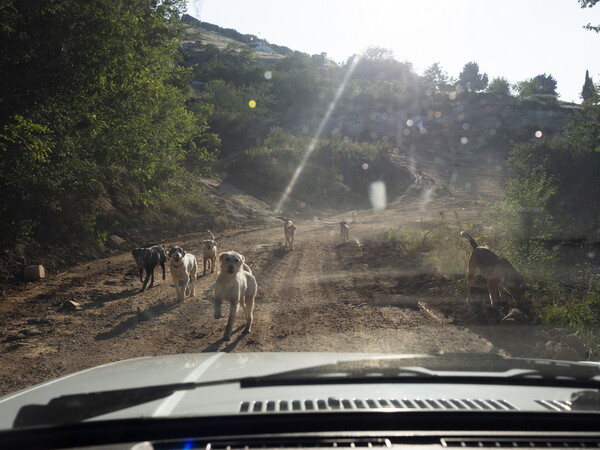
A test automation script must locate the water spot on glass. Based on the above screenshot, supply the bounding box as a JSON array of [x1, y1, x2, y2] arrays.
[[462, 123, 470, 130], [300, 202, 306, 208], [403, 128, 411, 136], [264, 71, 272, 80], [458, 113, 465, 121], [406, 119, 414, 127], [248, 100, 257, 108], [457, 104, 464, 112], [434, 111, 442, 118], [460, 137, 468, 144], [495, 165, 503, 172], [369, 181, 387, 210], [535, 130, 543, 138], [465, 182, 472, 190], [371, 132, 378, 140], [362, 163, 369, 170], [489, 128, 497, 136], [449, 92, 457, 100]]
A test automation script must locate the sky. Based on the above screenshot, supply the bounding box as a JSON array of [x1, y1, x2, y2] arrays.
[[186, 0, 600, 103]]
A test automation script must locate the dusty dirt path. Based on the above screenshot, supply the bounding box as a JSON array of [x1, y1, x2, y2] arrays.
[[0, 156, 585, 397]]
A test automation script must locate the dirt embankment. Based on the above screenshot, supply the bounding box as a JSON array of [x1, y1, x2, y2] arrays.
[[0, 155, 587, 397]]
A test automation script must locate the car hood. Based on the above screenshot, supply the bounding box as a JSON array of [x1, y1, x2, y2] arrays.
[[1, 352, 599, 430]]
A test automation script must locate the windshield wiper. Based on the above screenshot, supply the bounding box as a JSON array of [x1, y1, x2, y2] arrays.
[[13, 355, 600, 428]]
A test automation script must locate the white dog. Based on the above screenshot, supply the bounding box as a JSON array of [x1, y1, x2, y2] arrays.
[[340, 221, 350, 242], [214, 251, 257, 341], [168, 246, 197, 302], [202, 230, 217, 275]]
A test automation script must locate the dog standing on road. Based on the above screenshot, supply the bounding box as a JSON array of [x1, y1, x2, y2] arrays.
[[277, 216, 297, 250], [202, 230, 217, 275], [214, 251, 257, 341], [131, 245, 166, 291], [340, 221, 350, 243], [168, 246, 197, 302], [460, 231, 528, 306]]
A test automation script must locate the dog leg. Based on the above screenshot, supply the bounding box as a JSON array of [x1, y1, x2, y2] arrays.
[[214, 296, 223, 319], [141, 266, 152, 291], [486, 279, 499, 307], [203, 258, 207, 276], [149, 264, 155, 288], [466, 256, 476, 302], [243, 293, 256, 334], [189, 267, 196, 297], [223, 297, 239, 341], [161, 262, 166, 280]]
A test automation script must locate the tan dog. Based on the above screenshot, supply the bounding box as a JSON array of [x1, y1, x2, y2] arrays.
[[214, 251, 257, 341], [340, 221, 350, 242], [168, 246, 197, 302], [460, 231, 528, 306], [277, 216, 296, 250], [202, 230, 217, 275]]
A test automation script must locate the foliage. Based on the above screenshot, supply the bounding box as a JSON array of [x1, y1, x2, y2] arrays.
[[227, 127, 403, 209], [423, 62, 453, 93], [458, 62, 489, 92], [0, 0, 218, 246], [582, 70, 596, 100], [515, 74, 558, 97], [486, 77, 512, 97]]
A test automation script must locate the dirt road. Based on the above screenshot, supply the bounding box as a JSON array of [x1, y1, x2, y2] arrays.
[[0, 156, 585, 396]]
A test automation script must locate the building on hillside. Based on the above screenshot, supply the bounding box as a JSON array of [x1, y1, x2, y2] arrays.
[[249, 40, 276, 54]]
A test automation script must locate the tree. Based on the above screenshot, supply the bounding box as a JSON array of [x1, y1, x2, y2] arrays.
[[579, 0, 600, 32], [487, 77, 512, 96], [458, 62, 488, 92], [582, 70, 596, 100], [0, 0, 217, 245], [515, 74, 558, 97], [423, 62, 451, 93]]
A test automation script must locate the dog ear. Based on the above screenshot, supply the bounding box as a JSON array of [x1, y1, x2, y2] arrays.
[[219, 252, 227, 261], [240, 254, 245, 263]]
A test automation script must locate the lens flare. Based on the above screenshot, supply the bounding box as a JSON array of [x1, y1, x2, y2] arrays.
[[275, 55, 361, 212]]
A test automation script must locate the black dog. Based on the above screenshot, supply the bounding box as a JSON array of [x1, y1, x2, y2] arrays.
[[131, 245, 166, 291]]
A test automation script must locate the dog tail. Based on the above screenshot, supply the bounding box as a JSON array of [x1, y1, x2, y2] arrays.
[[207, 229, 215, 240], [460, 231, 479, 249]]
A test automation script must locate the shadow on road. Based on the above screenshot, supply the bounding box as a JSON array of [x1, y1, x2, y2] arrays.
[[94, 299, 181, 341], [86, 287, 139, 309], [201, 325, 247, 353]]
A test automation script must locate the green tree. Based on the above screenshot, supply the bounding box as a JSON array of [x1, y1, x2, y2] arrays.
[[486, 77, 512, 96], [0, 0, 216, 245], [582, 69, 596, 100], [458, 62, 489, 92], [579, 0, 600, 32], [423, 62, 452, 93], [516, 74, 558, 97]]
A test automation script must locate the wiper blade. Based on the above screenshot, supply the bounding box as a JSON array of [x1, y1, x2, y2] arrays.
[[13, 380, 229, 428], [240, 355, 600, 388], [14, 355, 600, 428]]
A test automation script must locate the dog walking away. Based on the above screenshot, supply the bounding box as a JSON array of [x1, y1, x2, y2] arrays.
[[460, 231, 528, 306], [131, 245, 166, 291], [277, 216, 297, 250], [214, 251, 257, 341], [202, 230, 217, 275], [168, 246, 197, 302], [340, 221, 350, 242]]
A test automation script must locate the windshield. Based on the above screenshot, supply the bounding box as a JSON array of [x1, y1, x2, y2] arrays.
[[1, 0, 600, 428]]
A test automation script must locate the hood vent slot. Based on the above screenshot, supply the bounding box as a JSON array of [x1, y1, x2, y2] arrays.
[[240, 398, 517, 413], [535, 399, 572, 411]]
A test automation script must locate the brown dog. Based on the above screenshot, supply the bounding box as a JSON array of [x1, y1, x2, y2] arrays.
[[460, 231, 528, 306]]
